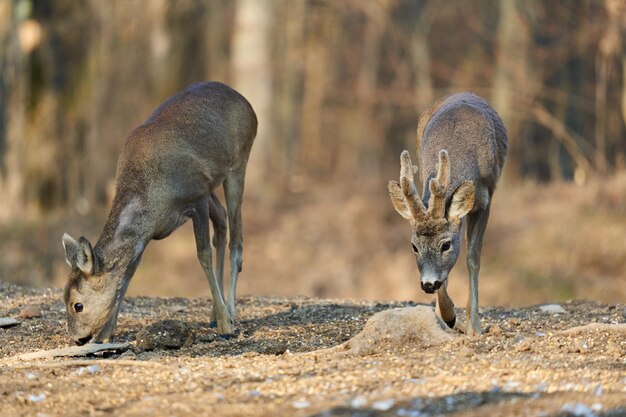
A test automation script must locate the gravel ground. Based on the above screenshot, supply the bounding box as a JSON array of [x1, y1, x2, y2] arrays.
[[0, 281, 625, 417]]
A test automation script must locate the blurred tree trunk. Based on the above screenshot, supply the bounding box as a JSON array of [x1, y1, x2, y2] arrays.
[[411, 1, 435, 113], [299, 3, 327, 180], [353, 3, 384, 176], [493, 0, 530, 183], [272, 1, 305, 190], [0, 0, 27, 221], [232, 0, 273, 190], [595, 0, 624, 174]]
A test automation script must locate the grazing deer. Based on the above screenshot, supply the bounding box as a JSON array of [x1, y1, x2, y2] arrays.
[[388, 93, 507, 335], [62, 82, 257, 344]]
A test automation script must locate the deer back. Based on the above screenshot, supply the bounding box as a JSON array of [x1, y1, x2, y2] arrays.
[[416, 93, 507, 211]]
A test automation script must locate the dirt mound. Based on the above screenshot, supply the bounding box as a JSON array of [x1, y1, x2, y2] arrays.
[[341, 306, 454, 355]]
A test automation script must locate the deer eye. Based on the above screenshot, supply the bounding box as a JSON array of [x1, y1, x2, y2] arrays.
[[74, 303, 84, 313], [411, 243, 419, 254], [441, 241, 451, 252]]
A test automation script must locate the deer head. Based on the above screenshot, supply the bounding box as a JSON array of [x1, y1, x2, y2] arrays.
[[388, 150, 475, 294], [62, 233, 122, 344]]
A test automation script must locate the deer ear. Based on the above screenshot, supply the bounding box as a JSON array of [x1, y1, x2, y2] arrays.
[[62, 233, 95, 275], [388, 180, 413, 220], [447, 181, 475, 222]]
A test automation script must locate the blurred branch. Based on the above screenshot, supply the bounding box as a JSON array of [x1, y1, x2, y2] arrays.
[[530, 103, 595, 176]]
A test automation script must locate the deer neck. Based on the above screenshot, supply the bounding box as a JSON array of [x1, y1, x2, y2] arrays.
[[95, 196, 151, 272]]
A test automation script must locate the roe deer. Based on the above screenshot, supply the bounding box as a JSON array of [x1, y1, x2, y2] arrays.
[[62, 82, 257, 344], [388, 93, 507, 335]]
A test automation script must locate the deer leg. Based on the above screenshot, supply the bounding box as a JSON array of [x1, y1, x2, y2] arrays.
[[465, 205, 491, 336], [436, 280, 456, 329], [190, 197, 234, 336], [208, 192, 228, 325], [223, 170, 245, 321]]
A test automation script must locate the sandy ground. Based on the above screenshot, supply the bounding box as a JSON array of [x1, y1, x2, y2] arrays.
[[0, 282, 625, 417]]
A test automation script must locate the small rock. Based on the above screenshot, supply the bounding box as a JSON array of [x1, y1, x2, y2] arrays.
[[372, 399, 395, 411], [539, 304, 567, 314], [19, 305, 42, 319], [350, 396, 368, 408], [75, 365, 100, 375], [516, 340, 532, 352], [135, 320, 193, 351], [292, 399, 311, 409], [168, 305, 186, 313], [0, 317, 20, 328], [28, 393, 45, 403], [248, 390, 262, 398], [561, 402, 597, 417]]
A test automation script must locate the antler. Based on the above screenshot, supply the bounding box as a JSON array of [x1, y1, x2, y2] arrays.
[[388, 150, 452, 222], [426, 150, 450, 219], [400, 151, 427, 221], [388, 150, 427, 221]]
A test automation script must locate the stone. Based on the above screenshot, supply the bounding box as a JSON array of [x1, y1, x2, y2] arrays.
[[19, 305, 42, 319], [135, 320, 193, 351], [0, 317, 20, 328], [539, 304, 567, 314]]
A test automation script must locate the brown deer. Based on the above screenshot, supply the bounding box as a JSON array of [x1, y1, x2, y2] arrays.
[[388, 93, 507, 335], [62, 82, 257, 344]]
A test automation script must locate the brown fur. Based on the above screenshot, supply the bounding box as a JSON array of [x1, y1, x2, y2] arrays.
[[390, 92, 508, 336], [63, 82, 257, 343]]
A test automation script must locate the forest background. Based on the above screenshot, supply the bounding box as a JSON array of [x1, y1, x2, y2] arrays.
[[1, 0, 625, 307]]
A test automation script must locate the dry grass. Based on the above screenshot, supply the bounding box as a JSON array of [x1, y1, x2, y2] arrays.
[[2, 172, 626, 307]]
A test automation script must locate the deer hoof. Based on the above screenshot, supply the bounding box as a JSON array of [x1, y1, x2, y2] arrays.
[[444, 316, 456, 329], [218, 329, 240, 340], [208, 321, 217, 328]]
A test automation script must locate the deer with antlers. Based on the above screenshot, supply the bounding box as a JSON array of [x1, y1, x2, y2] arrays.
[[388, 93, 508, 335]]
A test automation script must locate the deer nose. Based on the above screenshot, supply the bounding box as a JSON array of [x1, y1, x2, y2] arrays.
[[421, 280, 443, 294]]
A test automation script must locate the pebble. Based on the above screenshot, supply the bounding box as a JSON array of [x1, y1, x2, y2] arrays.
[[19, 305, 42, 319], [75, 365, 100, 375], [350, 396, 368, 408], [0, 317, 20, 328], [539, 304, 567, 314], [28, 393, 45, 403], [372, 398, 395, 411], [561, 402, 599, 417], [291, 399, 311, 409], [168, 305, 186, 313]]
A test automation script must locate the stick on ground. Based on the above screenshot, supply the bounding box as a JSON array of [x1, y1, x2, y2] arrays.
[[15, 342, 130, 361]]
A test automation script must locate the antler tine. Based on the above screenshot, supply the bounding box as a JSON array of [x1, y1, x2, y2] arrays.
[[400, 150, 427, 221], [427, 150, 450, 219]]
